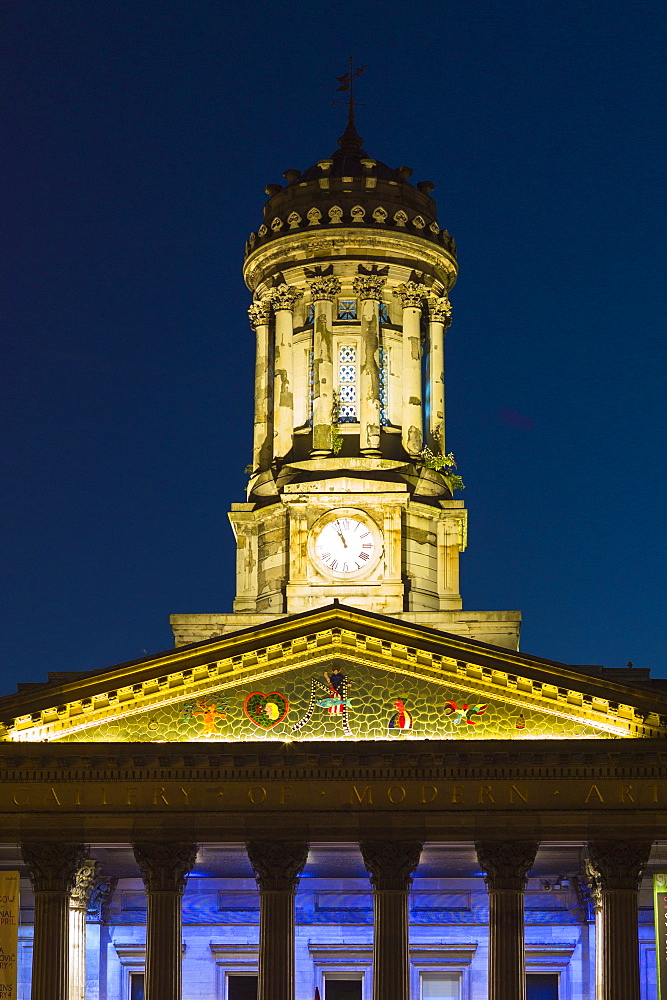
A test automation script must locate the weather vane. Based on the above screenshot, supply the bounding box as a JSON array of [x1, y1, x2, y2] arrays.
[[333, 57, 367, 136]]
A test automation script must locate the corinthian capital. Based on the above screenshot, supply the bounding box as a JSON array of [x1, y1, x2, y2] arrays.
[[22, 842, 87, 893], [309, 276, 341, 302], [394, 281, 427, 309], [430, 295, 453, 326], [360, 840, 423, 891], [133, 842, 198, 893], [475, 840, 538, 891], [246, 840, 309, 891], [270, 285, 303, 313], [248, 300, 271, 329], [70, 858, 101, 912], [586, 840, 652, 892], [353, 275, 386, 301]]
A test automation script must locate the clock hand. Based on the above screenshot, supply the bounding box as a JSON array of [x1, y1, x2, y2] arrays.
[[336, 527, 348, 548]]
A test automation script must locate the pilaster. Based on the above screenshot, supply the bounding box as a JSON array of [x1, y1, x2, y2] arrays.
[[246, 841, 309, 1000], [426, 295, 452, 453], [270, 285, 302, 462], [360, 840, 423, 1000], [310, 276, 340, 456], [248, 299, 272, 472]]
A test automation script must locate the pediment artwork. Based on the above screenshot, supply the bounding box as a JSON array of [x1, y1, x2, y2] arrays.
[[2, 608, 664, 743]]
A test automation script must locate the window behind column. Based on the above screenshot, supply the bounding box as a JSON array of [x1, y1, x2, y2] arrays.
[[130, 972, 145, 1000], [228, 973, 258, 1000], [420, 973, 460, 999], [324, 972, 363, 1000], [526, 974, 559, 1000]]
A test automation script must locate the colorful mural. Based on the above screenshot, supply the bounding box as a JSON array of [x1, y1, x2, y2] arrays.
[[56, 659, 610, 743]]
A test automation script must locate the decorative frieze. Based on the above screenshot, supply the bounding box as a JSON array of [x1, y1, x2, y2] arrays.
[[587, 840, 652, 891], [429, 294, 453, 326], [269, 285, 302, 313], [248, 300, 271, 328], [309, 276, 341, 301], [395, 281, 428, 309], [22, 842, 87, 892]]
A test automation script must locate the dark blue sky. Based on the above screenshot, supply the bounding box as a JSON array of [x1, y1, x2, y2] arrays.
[[1, 1, 665, 693]]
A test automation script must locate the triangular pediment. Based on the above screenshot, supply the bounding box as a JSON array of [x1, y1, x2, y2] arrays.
[[2, 605, 666, 742]]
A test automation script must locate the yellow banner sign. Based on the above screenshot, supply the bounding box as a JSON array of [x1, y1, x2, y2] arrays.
[[0, 872, 19, 1000]]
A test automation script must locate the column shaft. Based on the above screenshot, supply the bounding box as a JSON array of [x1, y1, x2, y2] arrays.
[[271, 286, 302, 462], [249, 301, 272, 472], [476, 840, 538, 1000], [246, 841, 309, 1000], [360, 840, 423, 1000], [587, 840, 652, 1000], [310, 277, 339, 455], [68, 907, 87, 1000], [396, 283, 426, 457], [133, 841, 198, 1000], [427, 297, 451, 453], [354, 275, 385, 455], [21, 842, 86, 1000]]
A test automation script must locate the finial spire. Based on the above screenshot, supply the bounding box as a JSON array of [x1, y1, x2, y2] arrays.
[[333, 57, 367, 151]]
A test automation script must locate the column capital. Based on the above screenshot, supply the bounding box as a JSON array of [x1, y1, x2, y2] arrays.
[[248, 299, 271, 328], [360, 840, 423, 891], [587, 840, 652, 891], [246, 840, 309, 891], [69, 858, 101, 912], [394, 281, 427, 309], [22, 842, 87, 893], [86, 875, 118, 923], [475, 840, 538, 891], [133, 842, 198, 893], [353, 274, 386, 300], [429, 294, 453, 326], [309, 276, 341, 301], [270, 285, 303, 313]]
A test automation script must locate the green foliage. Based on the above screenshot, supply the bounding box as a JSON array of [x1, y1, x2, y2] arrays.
[[418, 447, 465, 490]]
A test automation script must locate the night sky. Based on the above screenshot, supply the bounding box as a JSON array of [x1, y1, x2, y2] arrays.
[[2, 1, 665, 694]]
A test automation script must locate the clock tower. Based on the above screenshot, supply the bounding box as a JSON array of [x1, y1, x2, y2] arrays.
[[171, 111, 521, 650]]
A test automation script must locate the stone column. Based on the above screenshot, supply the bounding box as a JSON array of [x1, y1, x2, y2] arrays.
[[427, 295, 452, 454], [475, 840, 539, 1000], [133, 841, 198, 1000], [69, 858, 100, 1000], [270, 285, 302, 462], [353, 274, 386, 455], [587, 840, 652, 1000], [309, 276, 340, 455], [360, 840, 423, 1000], [395, 282, 427, 456], [21, 842, 86, 1000], [248, 299, 272, 472], [246, 841, 309, 1000]]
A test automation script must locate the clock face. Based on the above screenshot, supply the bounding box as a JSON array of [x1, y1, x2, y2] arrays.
[[314, 516, 377, 575]]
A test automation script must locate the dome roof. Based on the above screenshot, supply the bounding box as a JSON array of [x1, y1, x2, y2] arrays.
[[244, 119, 456, 260]]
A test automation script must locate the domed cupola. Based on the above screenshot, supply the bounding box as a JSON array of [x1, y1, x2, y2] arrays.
[[244, 115, 456, 263]]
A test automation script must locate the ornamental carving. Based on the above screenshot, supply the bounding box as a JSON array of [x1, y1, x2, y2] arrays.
[[393, 210, 409, 227], [133, 842, 198, 893], [270, 217, 283, 232], [350, 205, 366, 223], [248, 300, 271, 328], [429, 221, 440, 233], [309, 276, 341, 302], [353, 275, 386, 301], [586, 840, 652, 891], [269, 285, 303, 313], [246, 841, 309, 891], [287, 212, 302, 230], [22, 842, 87, 893], [257, 224, 268, 237], [429, 295, 453, 326], [328, 205, 343, 224], [86, 876, 118, 923], [412, 215, 426, 229], [307, 207, 322, 226], [359, 841, 423, 891], [394, 281, 428, 309], [475, 841, 538, 891], [70, 858, 101, 912], [372, 207, 388, 223]]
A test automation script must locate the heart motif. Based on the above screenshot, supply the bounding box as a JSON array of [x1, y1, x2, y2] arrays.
[[244, 691, 289, 730]]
